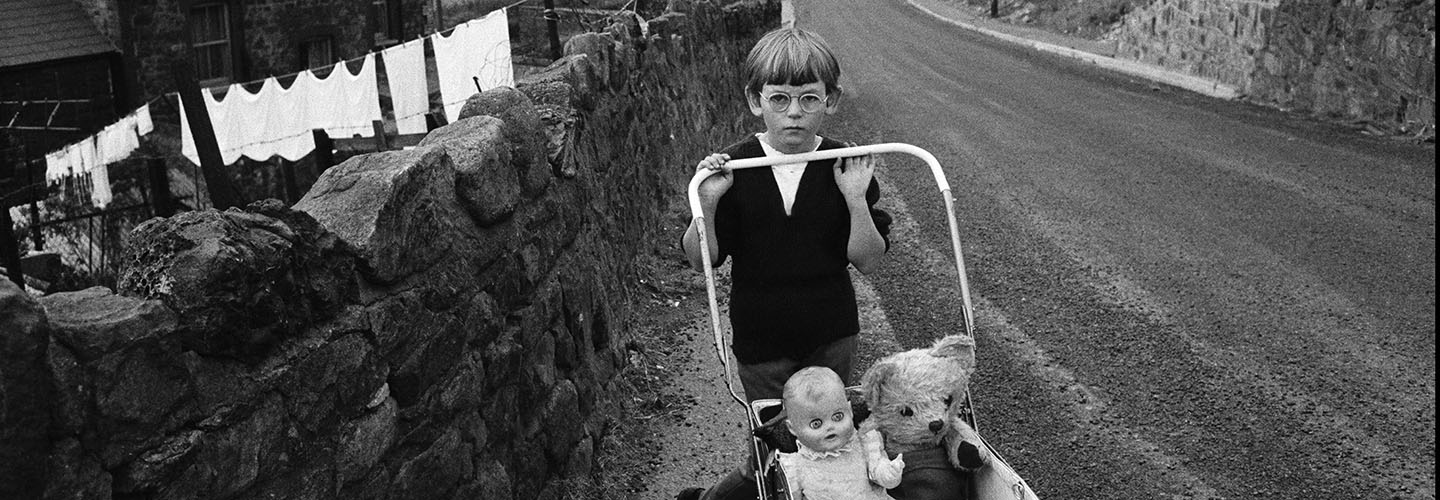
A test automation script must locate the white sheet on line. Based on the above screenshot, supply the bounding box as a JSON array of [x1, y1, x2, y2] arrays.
[[382, 37, 429, 135], [432, 9, 514, 122], [181, 54, 381, 165]]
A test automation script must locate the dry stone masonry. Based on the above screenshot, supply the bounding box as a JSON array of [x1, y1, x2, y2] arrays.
[[0, 1, 779, 498], [1115, 0, 1434, 133]]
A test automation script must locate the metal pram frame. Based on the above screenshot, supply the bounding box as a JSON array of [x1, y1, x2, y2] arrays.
[[686, 143, 1039, 500]]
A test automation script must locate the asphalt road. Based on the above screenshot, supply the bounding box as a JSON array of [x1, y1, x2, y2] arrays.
[[800, 0, 1436, 498]]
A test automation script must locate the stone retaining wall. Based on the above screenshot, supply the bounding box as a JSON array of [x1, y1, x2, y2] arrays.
[[0, 1, 777, 498], [1115, 0, 1434, 132], [1115, 0, 1277, 89]]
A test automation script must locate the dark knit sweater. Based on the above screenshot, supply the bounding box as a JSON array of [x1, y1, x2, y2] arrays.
[[712, 135, 891, 363]]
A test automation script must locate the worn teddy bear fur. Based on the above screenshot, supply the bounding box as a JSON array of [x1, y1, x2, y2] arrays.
[[861, 335, 992, 500]]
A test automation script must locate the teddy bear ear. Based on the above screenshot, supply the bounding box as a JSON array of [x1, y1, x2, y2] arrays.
[[929, 335, 976, 373], [860, 360, 897, 409]]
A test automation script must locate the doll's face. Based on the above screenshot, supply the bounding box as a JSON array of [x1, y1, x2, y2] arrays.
[[785, 380, 855, 452]]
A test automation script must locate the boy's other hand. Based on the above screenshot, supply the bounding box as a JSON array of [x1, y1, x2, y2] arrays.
[[835, 142, 875, 199], [696, 153, 733, 206]]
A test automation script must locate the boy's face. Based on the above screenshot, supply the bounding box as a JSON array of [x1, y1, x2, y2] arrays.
[[749, 81, 838, 154], [785, 380, 855, 452]]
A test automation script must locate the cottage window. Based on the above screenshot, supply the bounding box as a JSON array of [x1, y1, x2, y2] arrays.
[[301, 37, 335, 69], [190, 3, 233, 85], [372, 0, 402, 46]]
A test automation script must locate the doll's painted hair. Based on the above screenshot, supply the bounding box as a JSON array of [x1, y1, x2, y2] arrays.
[[783, 366, 844, 406], [743, 27, 842, 97]]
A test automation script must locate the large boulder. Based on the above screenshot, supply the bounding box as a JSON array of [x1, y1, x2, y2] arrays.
[[117, 200, 358, 361], [454, 86, 552, 198], [42, 286, 177, 363], [418, 116, 522, 226], [295, 147, 461, 285]]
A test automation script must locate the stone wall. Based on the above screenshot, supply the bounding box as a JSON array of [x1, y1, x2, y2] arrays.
[[1249, 0, 1434, 131], [1114, 0, 1276, 89], [1114, 0, 1434, 132], [0, 1, 777, 498]]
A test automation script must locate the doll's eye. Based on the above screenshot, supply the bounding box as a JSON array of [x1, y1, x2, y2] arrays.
[[809, 419, 823, 429], [943, 396, 954, 406], [831, 412, 845, 422], [899, 407, 914, 417]]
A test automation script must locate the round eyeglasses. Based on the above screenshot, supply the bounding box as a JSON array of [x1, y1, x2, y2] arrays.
[[761, 92, 828, 113]]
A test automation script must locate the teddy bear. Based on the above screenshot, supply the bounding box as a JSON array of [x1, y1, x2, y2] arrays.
[[860, 335, 992, 500]]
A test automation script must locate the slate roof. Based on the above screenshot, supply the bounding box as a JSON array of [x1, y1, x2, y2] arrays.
[[0, 0, 118, 70]]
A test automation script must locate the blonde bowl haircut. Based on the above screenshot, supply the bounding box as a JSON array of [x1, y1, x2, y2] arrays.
[[783, 366, 845, 408], [743, 27, 843, 99]]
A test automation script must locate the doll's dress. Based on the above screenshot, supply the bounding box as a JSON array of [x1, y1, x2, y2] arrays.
[[777, 431, 898, 500]]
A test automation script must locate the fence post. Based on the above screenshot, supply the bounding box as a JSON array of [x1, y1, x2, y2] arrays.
[[312, 129, 335, 173], [280, 159, 299, 204], [372, 120, 391, 152], [147, 158, 173, 218], [1, 207, 22, 287], [173, 60, 243, 210], [27, 199, 42, 251], [544, 0, 563, 60], [426, 111, 447, 131]]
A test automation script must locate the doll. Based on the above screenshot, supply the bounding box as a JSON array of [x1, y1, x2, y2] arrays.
[[778, 367, 906, 500]]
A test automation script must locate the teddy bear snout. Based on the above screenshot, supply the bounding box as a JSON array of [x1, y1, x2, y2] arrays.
[[928, 420, 945, 433]]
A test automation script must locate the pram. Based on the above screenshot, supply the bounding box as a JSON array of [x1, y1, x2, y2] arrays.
[[686, 143, 1039, 500]]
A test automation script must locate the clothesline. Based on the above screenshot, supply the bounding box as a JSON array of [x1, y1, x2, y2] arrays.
[[204, 0, 536, 93], [40, 2, 522, 159], [179, 9, 514, 163], [34, 5, 524, 209]]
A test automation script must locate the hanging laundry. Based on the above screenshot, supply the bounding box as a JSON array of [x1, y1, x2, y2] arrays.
[[181, 56, 380, 165], [432, 9, 514, 122], [96, 114, 140, 165], [237, 76, 313, 162], [382, 37, 429, 135], [182, 84, 235, 165], [301, 54, 383, 140], [135, 103, 153, 135], [76, 137, 98, 174], [64, 143, 83, 177], [90, 156, 112, 208], [263, 76, 315, 161], [45, 149, 70, 183]]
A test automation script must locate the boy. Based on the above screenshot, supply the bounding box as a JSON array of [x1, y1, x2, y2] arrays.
[[779, 367, 905, 500], [678, 26, 892, 500]]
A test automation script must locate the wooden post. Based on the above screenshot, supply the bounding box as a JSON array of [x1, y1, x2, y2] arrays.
[[27, 199, 42, 251], [312, 129, 335, 172], [1, 207, 23, 287], [371, 120, 391, 151], [426, 111, 447, 131], [279, 159, 299, 203], [25, 158, 43, 250], [544, 0, 563, 60], [147, 158, 173, 217], [173, 60, 243, 210]]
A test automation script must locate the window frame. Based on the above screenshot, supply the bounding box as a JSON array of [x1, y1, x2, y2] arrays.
[[189, 2, 234, 86], [300, 36, 336, 70]]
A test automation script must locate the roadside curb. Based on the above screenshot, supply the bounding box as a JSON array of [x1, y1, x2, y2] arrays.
[[904, 0, 1242, 100]]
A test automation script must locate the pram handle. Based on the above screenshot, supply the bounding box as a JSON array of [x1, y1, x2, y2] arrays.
[[686, 143, 976, 401]]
